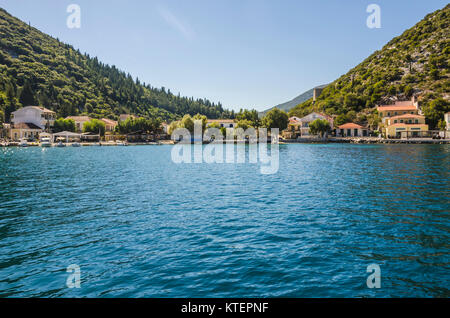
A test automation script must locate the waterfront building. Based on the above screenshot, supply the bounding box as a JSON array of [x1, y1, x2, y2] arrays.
[[337, 123, 369, 137], [1, 123, 10, 139], [282, 117, 302, 139], [66, 116, 92, 132], [377, 99, 419, 125], [10, 123, 42, 141], [52, 131, 82, 143], [377, 99, 430, 138], [11, 106, 56, 129], [384, 114, 429, 138], [207, 119, 235, 128], [298, 112, 334, 137], [101, 118, 118, 132]]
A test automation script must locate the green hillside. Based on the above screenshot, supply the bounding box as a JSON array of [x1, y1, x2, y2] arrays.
[[289, 4, 450, 129], [0, 8, 234, 124]]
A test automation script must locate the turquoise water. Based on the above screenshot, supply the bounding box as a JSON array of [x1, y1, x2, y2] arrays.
[[0, 144, 449, 298]]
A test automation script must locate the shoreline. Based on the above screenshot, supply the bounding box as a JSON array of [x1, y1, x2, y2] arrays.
[[2, 138, 450, 147], [282, 137, 450, 144]]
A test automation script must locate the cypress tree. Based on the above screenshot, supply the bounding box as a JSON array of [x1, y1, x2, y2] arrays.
[[19, 80, 36, 106]]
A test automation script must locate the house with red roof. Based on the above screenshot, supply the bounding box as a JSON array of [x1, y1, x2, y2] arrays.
[[377, 98, 429, 138], [337, 123, 369, 137], [101, 118, 118, 132]]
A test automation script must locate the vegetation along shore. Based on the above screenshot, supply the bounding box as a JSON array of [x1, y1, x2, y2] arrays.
[[0, 5, 449, 147]]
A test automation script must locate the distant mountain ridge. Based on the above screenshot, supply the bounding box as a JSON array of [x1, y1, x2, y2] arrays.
[[261, 84, 328, 116]]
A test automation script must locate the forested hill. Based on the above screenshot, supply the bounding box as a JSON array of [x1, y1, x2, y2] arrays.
[[0, 8, 234, 123], [289, 4, 449, 129]]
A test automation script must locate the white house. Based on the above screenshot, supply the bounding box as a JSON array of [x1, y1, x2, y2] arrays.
[[207, 119, 235, 128], [445, 112, 450, 131], [298, 112, 334, 137], [11, 106, 55, 129]]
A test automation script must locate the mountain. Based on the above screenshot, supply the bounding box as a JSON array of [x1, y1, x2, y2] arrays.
[[260, 84, 327, 116], [289, 4, 449, 129], [0, 8, 234, 124]]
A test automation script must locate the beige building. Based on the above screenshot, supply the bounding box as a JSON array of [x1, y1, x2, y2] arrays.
[[384, 114, 428, 138], [337, 123, 369, 137], [377, 99, 430, 138], [377, 100, 419, 125], [282, 117, 302, 139], [101, 118, 118, 132], [10, 123, 42, 141], [66, 116, 92, 132]]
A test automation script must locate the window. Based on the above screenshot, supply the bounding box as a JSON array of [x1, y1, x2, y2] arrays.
[[387, 112, 391, 116], [394, 112, 398, 115], [400, 120, 404, 123], [415, 120, 418, 124], [394, 120, 397, 124]]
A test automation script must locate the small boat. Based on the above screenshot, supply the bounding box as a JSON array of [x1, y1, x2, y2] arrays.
[[116, 141, 128, 146], [56, 141, 66, 148], [19, 139, 28, 147], [72, 142, 81, 147], [40, 137, 52, 148]]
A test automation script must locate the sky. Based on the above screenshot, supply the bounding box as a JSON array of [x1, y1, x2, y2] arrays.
[[0, 0, 448, 112]]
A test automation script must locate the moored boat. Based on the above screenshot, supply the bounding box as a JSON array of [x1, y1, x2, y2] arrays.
[[40, 137, 52, 147], [19, 139, 28, 147]]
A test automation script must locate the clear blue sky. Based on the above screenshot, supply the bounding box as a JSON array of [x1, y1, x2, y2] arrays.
[[0, 0, 447, 111]]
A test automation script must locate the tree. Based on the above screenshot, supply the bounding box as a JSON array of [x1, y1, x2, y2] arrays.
[[261, 108, 289, 131], [236, 109, 261, 127], [422, 98, 450, 129], [335, 111, 356, 126], [193, 113, 208, 131], [168, 121, 180, 135], [236, 119, 253, 130], [309, 119, 331, 138], [367, 112, 381, 130], [405, 54, 413, 72], [83, 119, 106, 136], [180, 114, 195, 133], [437, 119, 446, 131], [53, 118, 76, 133], [207, 122, 221, 129], [19, 80, 36, 106], [116, 117, 161, 134]]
